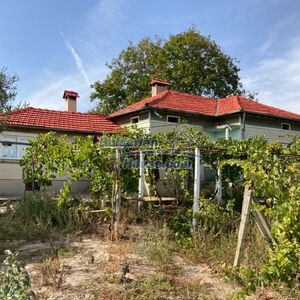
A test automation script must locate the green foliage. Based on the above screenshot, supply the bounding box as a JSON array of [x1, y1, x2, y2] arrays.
[[168, 209, 193, 249], [91, 28, 242, 113], [21, 132, 139, 206], [0, 250, 35, 299], [197, 198, 237, 233], [0, 67, 19, 113]]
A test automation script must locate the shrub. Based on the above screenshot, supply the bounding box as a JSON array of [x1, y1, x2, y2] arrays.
[[0, 250, 35, 299]]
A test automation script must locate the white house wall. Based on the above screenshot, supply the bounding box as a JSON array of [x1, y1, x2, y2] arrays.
[[0, 130, 90, 197], [245, 124, 300, 144]]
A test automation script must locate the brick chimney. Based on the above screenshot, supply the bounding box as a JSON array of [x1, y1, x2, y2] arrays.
[[63, 90, 79, 112], [150, 79, 170, 97]]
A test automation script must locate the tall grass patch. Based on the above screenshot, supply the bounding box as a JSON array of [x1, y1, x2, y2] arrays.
[[0, 193, 105, 242]]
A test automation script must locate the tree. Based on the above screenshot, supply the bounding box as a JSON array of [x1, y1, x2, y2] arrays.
[[0, 67, 19, 112], [91, 28, 242, 114], [0, 67, 19, 132]]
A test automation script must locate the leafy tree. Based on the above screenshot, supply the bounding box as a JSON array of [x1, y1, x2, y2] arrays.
[[0, 67, 19, 112], [91, 28, 242, 113]]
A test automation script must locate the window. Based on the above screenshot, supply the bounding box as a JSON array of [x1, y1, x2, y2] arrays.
[[131, 116, 139, 124], [18, 137, 30, 158], [281, 123, 291, 130], [167, 115, 180, 124], [0, 135, 32, 159], [2, 136, 17, 159]]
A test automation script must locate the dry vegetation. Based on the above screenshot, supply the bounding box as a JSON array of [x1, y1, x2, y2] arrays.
[[1, 196, 298, 299], [22, 225, 243, 300]]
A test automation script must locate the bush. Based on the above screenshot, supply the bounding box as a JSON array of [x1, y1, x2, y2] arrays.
[[0, 250, 35, 299]]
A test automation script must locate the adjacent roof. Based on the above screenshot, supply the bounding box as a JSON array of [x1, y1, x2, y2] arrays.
[[1, 107, 121, 134], [108, 90, 300, 122]]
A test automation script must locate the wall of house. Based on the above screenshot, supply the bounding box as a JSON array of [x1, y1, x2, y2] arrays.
[[116, 112, 151, 133], [0, 129, 90, 197], [244, 114, 300, 143], [149, 110, 212, 133]]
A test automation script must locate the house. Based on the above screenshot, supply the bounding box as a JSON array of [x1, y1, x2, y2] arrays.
[[108, 80, 300, 196], [0, 91, 121, 196], [1, 81, 300, 197], [108, 80, 300, 145]]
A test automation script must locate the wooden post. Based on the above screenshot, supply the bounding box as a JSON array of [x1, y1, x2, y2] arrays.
[[113, 148, 121, 240], [193, 147, 201, 227], [234, 186, 252, 267], [138, 151, 144, 213], [252, 208, 275, 245]]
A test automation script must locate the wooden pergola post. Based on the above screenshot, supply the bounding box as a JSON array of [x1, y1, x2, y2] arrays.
[[112, 148, 121, 240], [138, 151, 144, 213], [234, 186, 252, 267], [193, 147, 201, 227], [216, 166, 223, 205]]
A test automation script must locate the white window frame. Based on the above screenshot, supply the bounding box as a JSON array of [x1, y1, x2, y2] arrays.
[[167, 115, 180, 124], [0, 134, 34, 160], [131, 116, 139, 124], [281, 122, 291, 131]]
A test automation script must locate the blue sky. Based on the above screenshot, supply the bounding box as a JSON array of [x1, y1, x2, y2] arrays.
[[1, 0, 300, 113]]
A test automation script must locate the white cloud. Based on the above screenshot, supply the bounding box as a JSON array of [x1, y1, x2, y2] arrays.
[[242, 38, 300, 113], [60, 31, 90, 87]]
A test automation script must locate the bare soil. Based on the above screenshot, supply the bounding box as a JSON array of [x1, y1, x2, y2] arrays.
[[19, 226, 263, 300]]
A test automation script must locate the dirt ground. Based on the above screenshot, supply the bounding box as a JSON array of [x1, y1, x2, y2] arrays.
[[19, 226, 262, 300]]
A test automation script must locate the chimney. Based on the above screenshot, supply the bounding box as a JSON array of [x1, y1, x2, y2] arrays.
[[150, 79, 170, 97], [63, 90, 79, 112]]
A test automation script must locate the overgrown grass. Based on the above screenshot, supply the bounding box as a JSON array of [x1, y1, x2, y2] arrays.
[[139, 199, 299, 299], [0, 193, 106, 243], [138, 223, 176, 269]]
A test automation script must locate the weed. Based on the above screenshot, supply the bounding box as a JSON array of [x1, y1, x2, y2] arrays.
[[39, 246, 69, 289], [138, 223, 175, 268], [0, 193, 106, 243]]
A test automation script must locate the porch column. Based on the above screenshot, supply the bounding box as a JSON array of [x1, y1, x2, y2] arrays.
[[193, 147, 201, 227]]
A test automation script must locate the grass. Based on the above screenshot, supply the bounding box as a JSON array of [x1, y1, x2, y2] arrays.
[[137, 222, 176, 270], [0, 193, 105, 244]]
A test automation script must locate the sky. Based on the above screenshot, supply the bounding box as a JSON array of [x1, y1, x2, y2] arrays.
[[1, 0, 300, 113]]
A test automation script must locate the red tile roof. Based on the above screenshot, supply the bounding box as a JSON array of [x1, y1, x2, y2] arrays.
[[2, 107, 121, 134], [108, 90, 216, 118], [108, 91, 300, 121], [218, 96, 300, 121]]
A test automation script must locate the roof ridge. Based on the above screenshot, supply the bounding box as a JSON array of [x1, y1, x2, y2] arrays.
[[169, 90, 215, 100], [146, 90, 171, 106], [10, 106, 107, 117]]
